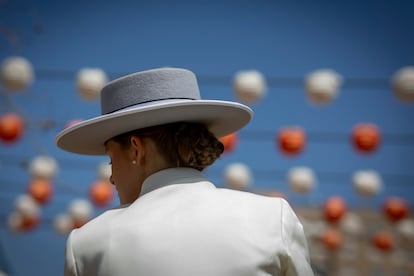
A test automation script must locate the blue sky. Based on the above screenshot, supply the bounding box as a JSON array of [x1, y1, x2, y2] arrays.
[[0, 0, 413, 275]]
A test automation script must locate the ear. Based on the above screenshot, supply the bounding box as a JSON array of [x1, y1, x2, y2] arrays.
[[130, 136, 145, 165]]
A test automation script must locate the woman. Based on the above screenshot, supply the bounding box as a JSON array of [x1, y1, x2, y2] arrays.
[[56, 68, 313, 276]]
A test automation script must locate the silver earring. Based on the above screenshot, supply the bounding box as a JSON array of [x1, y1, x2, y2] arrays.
[[132, 160, 137, 165]]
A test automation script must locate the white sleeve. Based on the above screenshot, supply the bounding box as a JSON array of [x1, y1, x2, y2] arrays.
[[64, 230, 78, 276], [280, 199, 314, 276]]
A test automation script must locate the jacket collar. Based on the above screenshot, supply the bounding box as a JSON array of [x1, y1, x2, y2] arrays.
[[139, 167, 209, 197]]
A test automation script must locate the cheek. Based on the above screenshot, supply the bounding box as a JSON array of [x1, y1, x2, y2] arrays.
[[111, 158, 131, 185], [111, 162, 123, 181]]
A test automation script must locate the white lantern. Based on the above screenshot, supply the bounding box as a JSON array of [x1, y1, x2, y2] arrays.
[[340, 213, 364, 236], [305, 69, 342, 105], [54, 213, 74, 235], [7, 212, 23, 232], [69, 199, 93, 223], [287, 166, 316, 194], [76, 68, 107, 101], [97, 162, 112, 182], [224, 163, 252, 190], [392, 66, 414, 103], [233, 70, 267, 104], [1, 56, 34, 91], [397, 219, 414, 249], [352, 170, 382, 197], [14, 194, 40, 219], [65, 119, 83, 128], [29, 155, 59, 180]]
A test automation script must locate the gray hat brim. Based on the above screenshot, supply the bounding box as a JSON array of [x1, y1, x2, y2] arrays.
[[55, 99, 252, 155]]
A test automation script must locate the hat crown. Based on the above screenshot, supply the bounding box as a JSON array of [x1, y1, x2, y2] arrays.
[[101, 68, 200, 114]]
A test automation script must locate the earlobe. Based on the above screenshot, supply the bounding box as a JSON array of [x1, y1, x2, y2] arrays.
[[130, 136, 145, 163]]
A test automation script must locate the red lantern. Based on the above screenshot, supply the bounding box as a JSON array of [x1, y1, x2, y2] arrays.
[[352, 123, 381, 154], [0, 113, 24, 143], [89, 181, 114, 207], [28, 179, 53, 205], [73, 220, 87, 229], [321, 228, 343, 251], [373, 231, 394, 252], [323, 196, 347, 224], [21, 216, 40, 231], [383, 197, 409, 223], [219, 132, 238, 154], [278, 127, 306, 156], [8, 212, 40, 232]]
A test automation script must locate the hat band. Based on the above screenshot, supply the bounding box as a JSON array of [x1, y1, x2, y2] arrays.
[[105, 97, 196, 115]]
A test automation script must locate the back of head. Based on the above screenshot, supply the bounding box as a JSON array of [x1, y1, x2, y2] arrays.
[[111, 122, 224, 171]]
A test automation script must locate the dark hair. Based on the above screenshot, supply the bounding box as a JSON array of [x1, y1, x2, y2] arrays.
[[110, 122, 224, 171]]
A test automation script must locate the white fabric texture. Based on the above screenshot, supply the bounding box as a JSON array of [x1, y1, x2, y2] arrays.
[[64, 168, 313, 276]]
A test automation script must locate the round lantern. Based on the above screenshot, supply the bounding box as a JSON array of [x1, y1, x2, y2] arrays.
[[383, 197, 409, 223], [7, 211, 40, 232], [29, 155, 59, 180], [397, 219, 414, 240], [224, 163, 252, 190], [69, 199, 93, 227], [340, 213, 364, 237], [89, 181, 114, 207], [321, 228, 343, 251], [65, 119, 83, 128], [397, 219, 414, 249], [1, 56, 34, 91], [323, 196, 347, 224], [28, 179, 53, 205], [14, 194, 41, 220], [7, 212, 23, 232], [12, 194, 41, 232], [54, 213, 74, 235], [392, 66, 414, 103], [305, 69, 342, 105], [97, 162, 112, 182], [0, 113, 24, 143], [278, 127, 306, 156], [76, 68, 108, 101], [351, 123, 381, 154], [219, 132, 238, 154], [287, 166, 316, 194], [352, 170, 382, 197], [372, 231, 394, 252], [233, 70, 267, 104], [266, 192, 286, 199]]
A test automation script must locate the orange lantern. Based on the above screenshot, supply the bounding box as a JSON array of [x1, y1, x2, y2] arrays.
[[352, 123, 381, 154], [89, 181, 114, 207], [0, 113, 24, 143], [28, 179, 53, 205], [323, 196, 347, 224], [219, 132, 238, 154], [373, 231, 394, 252], [321, 228, 343, 251], [383, 197, 409, 223], [277, 127, 306, 156]]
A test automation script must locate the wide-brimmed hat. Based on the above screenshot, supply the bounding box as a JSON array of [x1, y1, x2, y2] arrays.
[[55, 68, 253, 155]]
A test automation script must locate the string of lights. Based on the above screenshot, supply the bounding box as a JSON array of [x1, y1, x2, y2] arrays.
[[33, 69, 392, 89]]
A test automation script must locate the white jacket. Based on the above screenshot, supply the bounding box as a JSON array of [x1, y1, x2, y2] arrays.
[[65, 168, 313, 276]]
